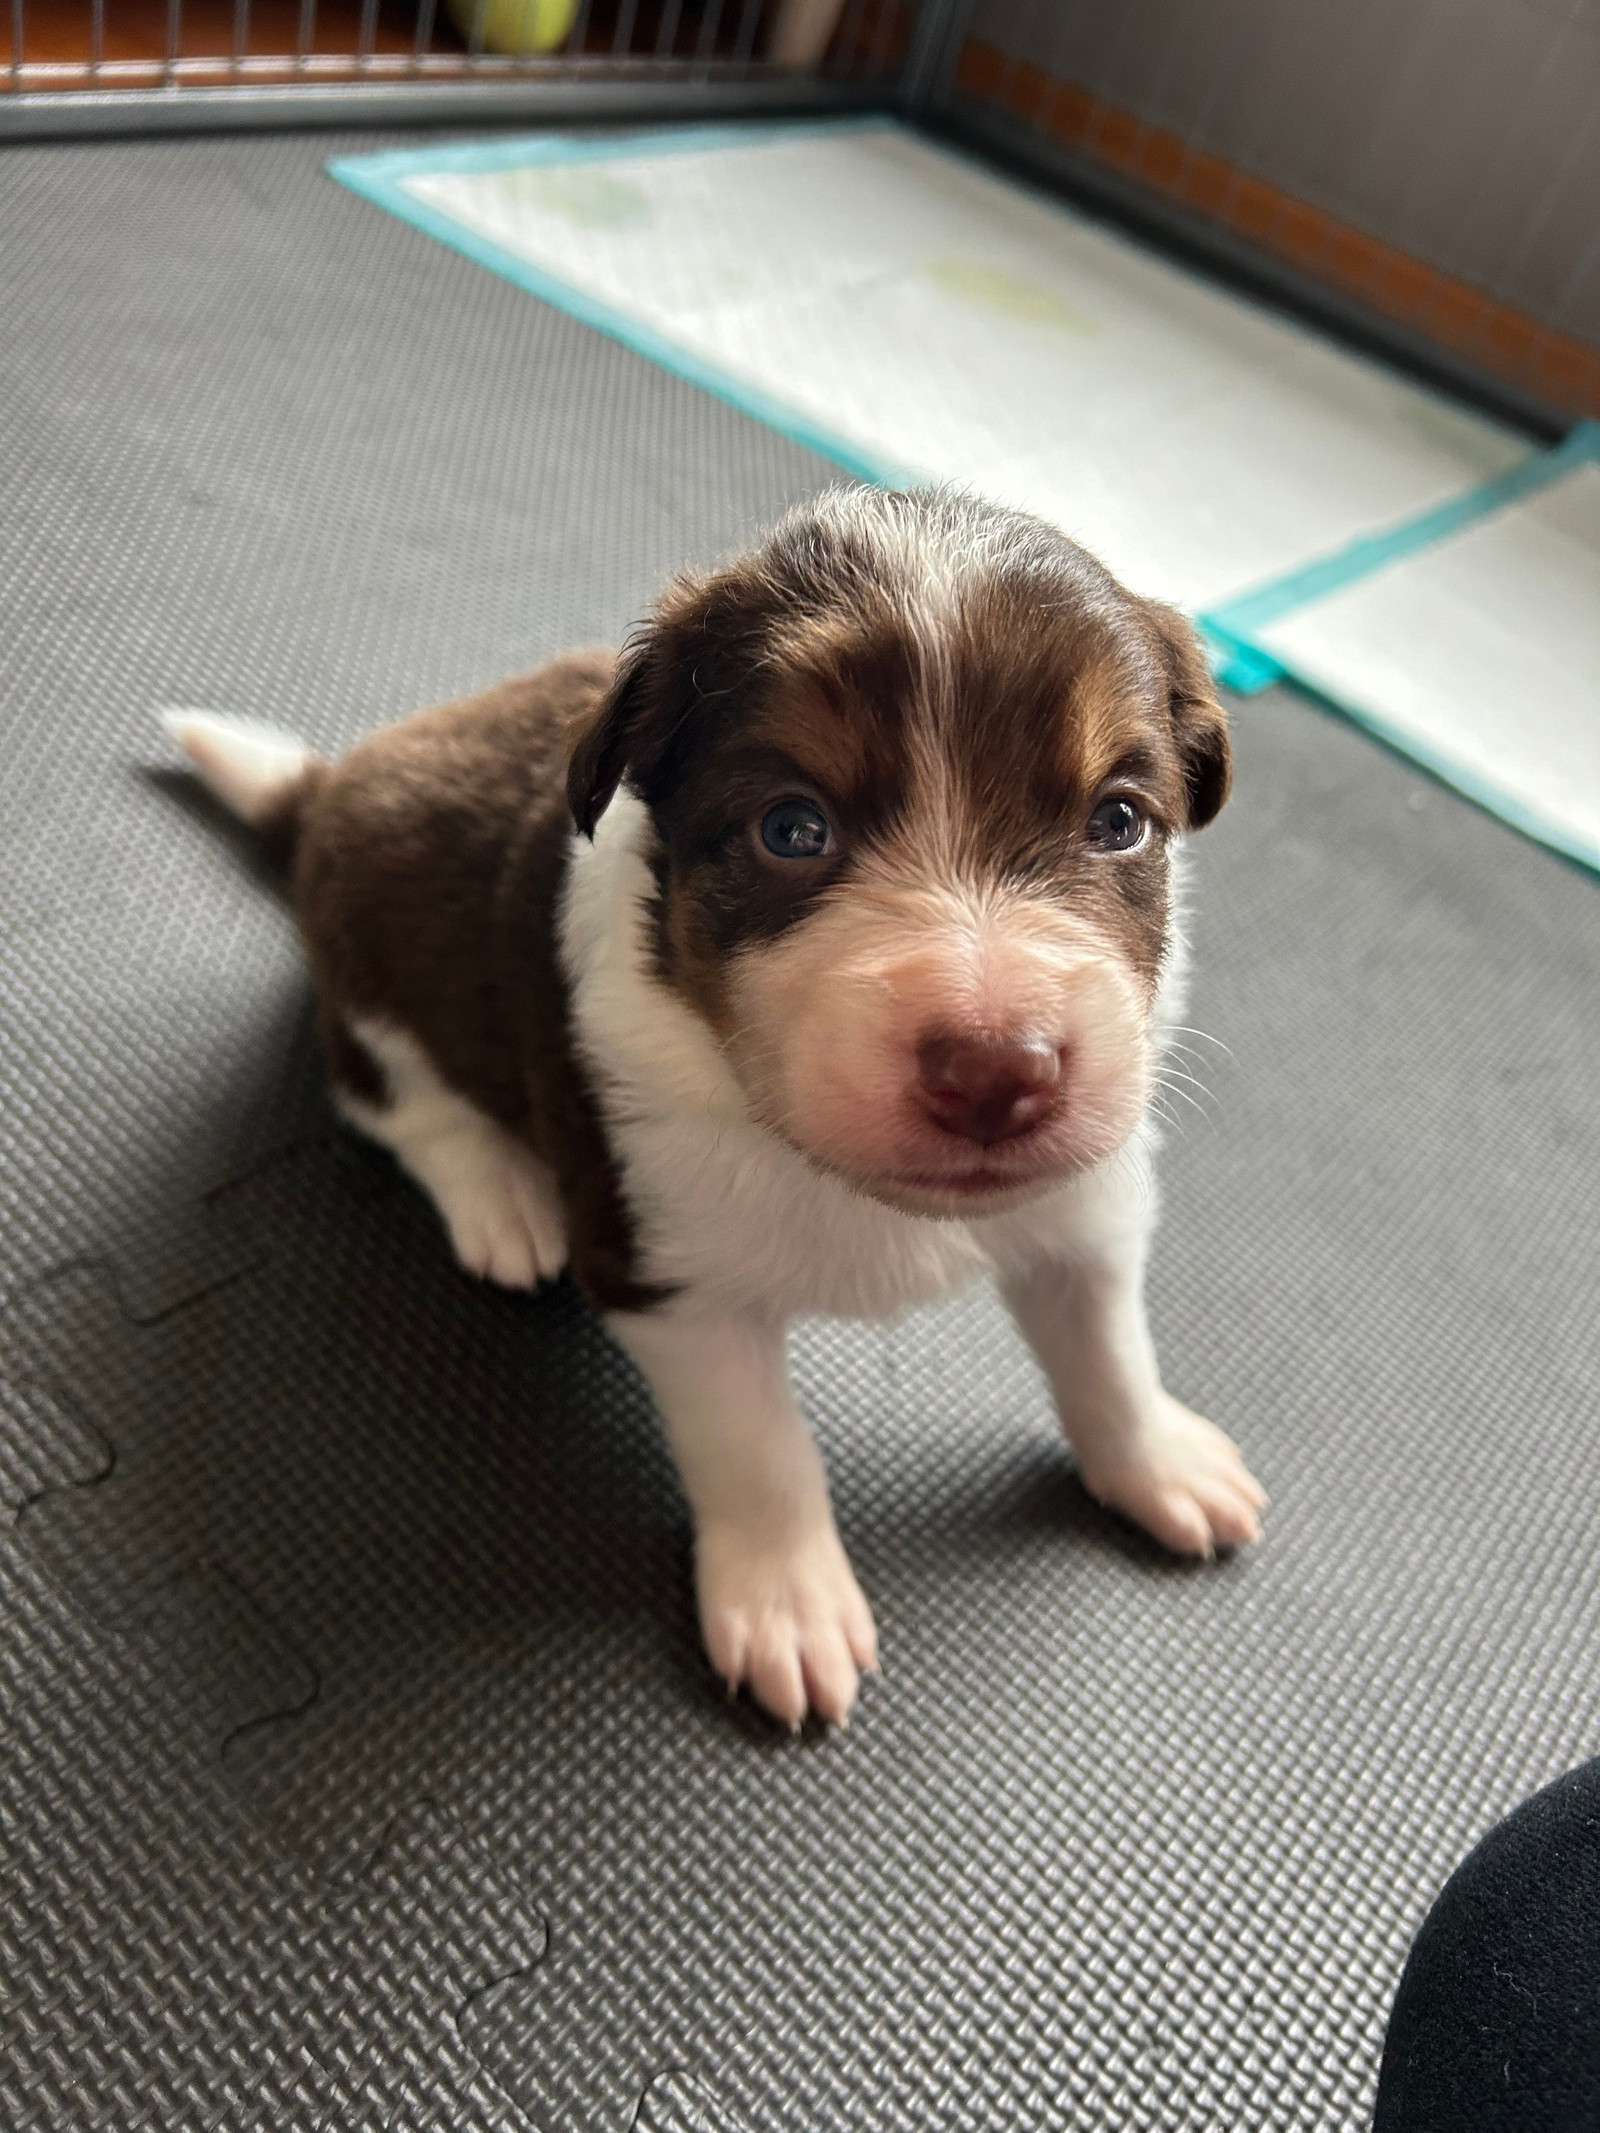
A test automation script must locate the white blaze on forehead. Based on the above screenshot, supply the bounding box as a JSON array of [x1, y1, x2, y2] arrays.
[[820, 495, 1085, 881], [804, 484, 1010, 703], [803, 489, 1159, 815], [851, 522, 984, 879], [872, 496, 982, 693]]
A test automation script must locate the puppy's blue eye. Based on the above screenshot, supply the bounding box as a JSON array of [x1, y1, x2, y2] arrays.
[[760, 799, 833, 859], [1086, 796, 1146, 851]]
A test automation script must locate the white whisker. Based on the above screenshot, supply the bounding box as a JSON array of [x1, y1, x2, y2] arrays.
[[1164, 1023, 1234, 1060]]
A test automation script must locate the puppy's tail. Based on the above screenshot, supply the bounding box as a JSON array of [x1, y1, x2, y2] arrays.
[[161, 709, 323, 856]]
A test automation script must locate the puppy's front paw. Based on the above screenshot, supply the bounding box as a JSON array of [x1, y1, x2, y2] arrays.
[[695, 1523, 878, 1731], [434, 1137, 568, 1289], [1077, 1394, 1266, 1558]]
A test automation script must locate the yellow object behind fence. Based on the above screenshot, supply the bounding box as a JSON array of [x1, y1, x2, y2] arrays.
[[445, 0, 579, 55]]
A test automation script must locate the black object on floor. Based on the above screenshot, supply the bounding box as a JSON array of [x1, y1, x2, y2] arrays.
[[3, 130, 1600, 2133], [1374, 1757, 1600, 2132]]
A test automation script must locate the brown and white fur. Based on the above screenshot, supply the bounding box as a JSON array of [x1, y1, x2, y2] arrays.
[[165, 486, 1265, 1731]]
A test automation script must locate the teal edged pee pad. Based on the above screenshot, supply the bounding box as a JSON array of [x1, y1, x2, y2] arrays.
[[330, 122, 1600, 874]]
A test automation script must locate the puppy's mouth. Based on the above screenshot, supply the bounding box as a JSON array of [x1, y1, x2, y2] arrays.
[[773, 1120, 1067, 1215], [853, 1145, 1076, 1214], [760, 1095, 1105, 1215]]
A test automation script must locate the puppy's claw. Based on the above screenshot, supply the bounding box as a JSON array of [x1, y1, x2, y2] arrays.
[[1079, 1393, 1266, 1560], [697, 1524, 875, 1733]]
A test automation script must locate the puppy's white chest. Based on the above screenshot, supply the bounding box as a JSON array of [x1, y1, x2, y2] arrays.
[[625, 1109, 992, 1318]]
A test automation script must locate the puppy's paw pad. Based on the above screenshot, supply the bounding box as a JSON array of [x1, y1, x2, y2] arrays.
[[697, 1526, 877, 1730], [1082, 1395, 1266, 1559]]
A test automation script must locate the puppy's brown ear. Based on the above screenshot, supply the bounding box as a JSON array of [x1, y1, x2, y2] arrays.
[[567, 576, 719, 837], [567, 640, 654, 838], [1144, 600, 1232, 830], [567, 632, 695, 839]]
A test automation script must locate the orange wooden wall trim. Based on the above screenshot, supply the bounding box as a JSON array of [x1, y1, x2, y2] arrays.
[[956, 38, 1600, 422]]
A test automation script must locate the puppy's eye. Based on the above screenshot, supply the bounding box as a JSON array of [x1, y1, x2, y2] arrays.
[[1086, 795, 1147, 852], [759, 799, 834, 859]]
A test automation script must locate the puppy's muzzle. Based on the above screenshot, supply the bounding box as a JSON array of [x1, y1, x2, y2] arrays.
[[916, 1034, 1063, 1147]]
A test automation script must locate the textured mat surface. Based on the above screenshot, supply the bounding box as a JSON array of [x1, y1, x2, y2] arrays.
[[3, 130, 1600, 2133]]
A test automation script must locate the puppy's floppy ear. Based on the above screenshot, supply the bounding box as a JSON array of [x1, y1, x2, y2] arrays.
[[567, 576, 720, 838], [567, 625, 696, 839], [1143, 600, 1232, 830], [567, 639, 653, 838]]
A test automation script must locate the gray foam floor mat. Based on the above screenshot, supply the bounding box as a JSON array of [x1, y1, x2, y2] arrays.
[[3, 129, 1600, 2133]]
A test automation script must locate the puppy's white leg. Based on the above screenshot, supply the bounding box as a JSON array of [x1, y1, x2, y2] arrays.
[[608, 1307, 876, 1729], [1003, 1246, 1265, 1558], [338, 1019, 567, 1288]]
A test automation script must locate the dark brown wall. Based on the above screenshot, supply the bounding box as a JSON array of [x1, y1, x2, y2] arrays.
[[961, 0, 1600, 349]]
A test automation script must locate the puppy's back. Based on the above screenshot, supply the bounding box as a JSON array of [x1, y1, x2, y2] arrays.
[[294, 649, 615, 1131]]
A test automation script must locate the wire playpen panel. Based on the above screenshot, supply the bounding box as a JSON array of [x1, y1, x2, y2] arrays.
[[0, 0, 917, 103]]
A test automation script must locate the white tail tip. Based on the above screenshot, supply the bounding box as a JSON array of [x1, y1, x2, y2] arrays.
[[161, 708, 314, 827]]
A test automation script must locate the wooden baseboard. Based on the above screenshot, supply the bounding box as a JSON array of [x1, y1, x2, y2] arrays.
[[955, 40, 1599, 423]]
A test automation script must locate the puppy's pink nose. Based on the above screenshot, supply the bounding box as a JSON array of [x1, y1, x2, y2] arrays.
[[917, 1035, 1062, 1146]]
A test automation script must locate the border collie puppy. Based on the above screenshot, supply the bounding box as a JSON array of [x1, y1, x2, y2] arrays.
[[166, 486, 1264, 1730]]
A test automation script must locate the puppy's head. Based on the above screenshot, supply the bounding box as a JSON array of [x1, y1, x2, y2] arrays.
[[570, 487, 1229, 1217]]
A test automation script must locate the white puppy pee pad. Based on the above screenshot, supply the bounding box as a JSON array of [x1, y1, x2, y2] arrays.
[[1248, 450, 1600, 870], [1199, 422, 1600, 871], [331, 122, 1599, 873], [330, 122, 1527, 617]]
